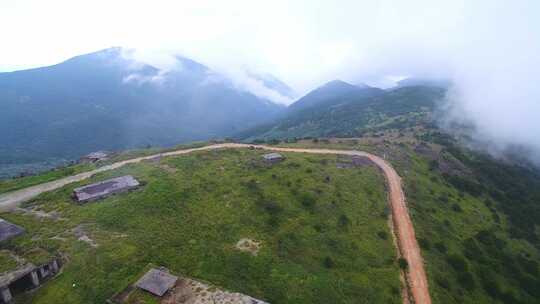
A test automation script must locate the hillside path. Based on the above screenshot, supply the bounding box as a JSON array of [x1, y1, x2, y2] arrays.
[[0, 143, 431, 304]]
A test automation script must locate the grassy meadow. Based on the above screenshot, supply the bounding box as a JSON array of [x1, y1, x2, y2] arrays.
[[0, 148, 400, 303]]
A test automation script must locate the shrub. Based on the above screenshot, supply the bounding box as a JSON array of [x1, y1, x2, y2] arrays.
[[436, 276, 451, 290], [262, 201, 283, 215], [338, 214, 350, 230], [447, 254, 469, 272], [377, 231, 388, 240], [323, 256, 335, 268], [300, 193, 316, 209], [398, 258, 408, 270], [418, 238, 431, 250], [457, 271, 476, 291], [435, 242, 447, 253], [451, 203, 463, 212]]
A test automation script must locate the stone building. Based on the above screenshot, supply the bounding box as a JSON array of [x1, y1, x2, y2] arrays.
[[0, 220, 24, 243], [262, 153, 285, 163], [73, 175, 140, 203]]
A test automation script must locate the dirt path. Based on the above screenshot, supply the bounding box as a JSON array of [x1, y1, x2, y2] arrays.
[[0, 143, 431, 304]]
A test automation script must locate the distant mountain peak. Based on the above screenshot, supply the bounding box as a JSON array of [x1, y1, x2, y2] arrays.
[[322, 79, 354, 88], [174, 55, 209, 73]]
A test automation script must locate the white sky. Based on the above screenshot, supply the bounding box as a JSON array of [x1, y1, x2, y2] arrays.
[[1, 0, 540, 157], [0, 0, 471, 91]]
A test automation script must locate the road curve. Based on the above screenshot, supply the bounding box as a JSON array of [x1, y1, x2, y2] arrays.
[[0, 143, 431, 304]]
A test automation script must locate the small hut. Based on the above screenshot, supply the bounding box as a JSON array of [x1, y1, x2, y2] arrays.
[[135, 268, 177, 297], [73, 175, 140, 203], [0, 219, 24, 243], [80, 151, 108, 163], [262, 153, 285, 163]]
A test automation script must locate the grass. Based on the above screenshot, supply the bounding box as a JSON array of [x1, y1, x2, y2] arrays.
[[0, 163, 95, 194], [276, 135, 540, 303], [1, 148, 400, 303], [402, 151, 540, 304], [0, 250, 18, 273], [0, 141, 212, 195]]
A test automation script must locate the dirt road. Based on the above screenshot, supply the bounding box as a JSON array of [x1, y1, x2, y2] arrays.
[[0, 143, 431, 304]]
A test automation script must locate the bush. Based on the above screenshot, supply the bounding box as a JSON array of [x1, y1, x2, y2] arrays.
[[323, 256, 335, 268], [338, 214, 350, 230], [300, 193, 316, 209], [436, 276, 451, 290], [434, 242, 447, 253], [398, 258, 408, 270], [447, 254, 469, 272], [457, 271, 476, 291], [377, 231, 388, 240], [451, 203, 463, 212], [262, 201, 283, 215], [418, 238, 431, 250]]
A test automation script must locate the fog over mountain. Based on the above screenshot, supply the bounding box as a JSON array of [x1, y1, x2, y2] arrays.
[[0, 48, 284, 177], [1, 0, 539, 163]]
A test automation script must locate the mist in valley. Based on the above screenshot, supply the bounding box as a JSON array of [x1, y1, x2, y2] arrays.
[[1, 0, 540, 163]]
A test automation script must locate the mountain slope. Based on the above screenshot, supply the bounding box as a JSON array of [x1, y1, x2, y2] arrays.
[[237, 84, 444, 140], [288, 80, 383, 113], [0, 48, 285, 177]]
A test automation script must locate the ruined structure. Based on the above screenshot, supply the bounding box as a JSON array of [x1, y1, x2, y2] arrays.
[[73, 175, 140, 203], [262, 153, 285, 163], [80, 151, 108, 163], [0, 258, 59, 303], [135, 268, 177, 297], [0, 219, 24, 243], [165, 277, 269, 304]]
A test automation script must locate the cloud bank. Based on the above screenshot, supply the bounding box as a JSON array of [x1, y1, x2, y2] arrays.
[[1, 0, 539, 160]]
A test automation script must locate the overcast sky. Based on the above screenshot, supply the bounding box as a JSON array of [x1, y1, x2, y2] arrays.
[[1, 0, 540, 159], [0, 0, 526, 90]]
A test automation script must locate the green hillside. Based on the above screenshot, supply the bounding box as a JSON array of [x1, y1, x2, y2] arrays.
[[236, 82, 540, 303], [1, 149, 401, 303], [237, 85, 445, 140], [269, 134, 540, 303]]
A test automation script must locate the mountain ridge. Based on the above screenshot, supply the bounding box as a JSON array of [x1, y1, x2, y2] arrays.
[[0, 47, 285, 178]]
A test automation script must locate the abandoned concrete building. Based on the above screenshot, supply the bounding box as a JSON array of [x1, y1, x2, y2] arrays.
[[80, 151, 108, 163], [135, 268, 177, 297], [73, 175, 140, 203], [0, 219, 24, 243], [262, 153, 285, 163], [336, 155, 372, 169], [0, 257, 60, 303]]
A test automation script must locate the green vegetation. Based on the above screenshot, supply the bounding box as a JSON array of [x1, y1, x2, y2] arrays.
[[0, 251, 18, 273], [0, 141, 210, 195], [238, 86, 444, 140], [0, 163, 95, 194], [1, 149, 400, 303], [404, 147, 540, 303], [271, 136, 540, 304]]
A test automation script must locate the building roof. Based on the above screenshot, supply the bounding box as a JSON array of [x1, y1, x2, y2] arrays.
[[0, 219, 24, 243], [83, 151, 108, 160], [135, 268, 177, 297], [73, 175, 140, 203], [262, 153, 284, 160]]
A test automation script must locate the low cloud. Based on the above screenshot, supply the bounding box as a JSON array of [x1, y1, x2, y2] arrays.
[[2, 0, 539, 161]]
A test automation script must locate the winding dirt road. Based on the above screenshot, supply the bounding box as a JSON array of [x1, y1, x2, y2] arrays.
[[0, 143, 431, 304]]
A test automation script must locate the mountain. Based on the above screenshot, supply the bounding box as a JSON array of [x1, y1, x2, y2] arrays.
[[237, 82, 442, 140], [288, 80, 383, 112], [0, 47, 285, 178]]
